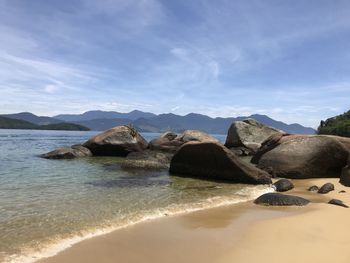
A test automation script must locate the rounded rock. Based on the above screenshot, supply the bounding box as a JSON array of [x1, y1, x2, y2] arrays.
[[254, 193, 310, 206]]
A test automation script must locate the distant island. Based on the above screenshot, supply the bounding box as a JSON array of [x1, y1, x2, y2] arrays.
[[318, 110, 350, 137], [0, 116, 90, 131], [0, 110, 316, 134]]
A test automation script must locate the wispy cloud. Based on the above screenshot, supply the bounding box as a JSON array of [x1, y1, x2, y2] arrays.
[[0, 0, 350, 127]]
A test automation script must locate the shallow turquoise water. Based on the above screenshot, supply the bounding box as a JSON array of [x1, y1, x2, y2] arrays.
[[0, 130, 270, 263]]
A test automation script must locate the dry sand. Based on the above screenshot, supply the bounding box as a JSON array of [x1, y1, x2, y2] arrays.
[[38, 178, 350, 263]]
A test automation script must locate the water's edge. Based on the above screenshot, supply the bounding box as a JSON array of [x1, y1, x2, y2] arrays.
[[5, 186, 273, 263]]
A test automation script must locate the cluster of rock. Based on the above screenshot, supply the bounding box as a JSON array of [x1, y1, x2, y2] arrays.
[[255, 179, 348, 208], [42, 118, 350, 203], [42, 126, 147, 159]]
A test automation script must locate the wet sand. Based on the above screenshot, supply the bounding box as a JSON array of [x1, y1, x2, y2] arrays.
[[38, 178, 350, 263]]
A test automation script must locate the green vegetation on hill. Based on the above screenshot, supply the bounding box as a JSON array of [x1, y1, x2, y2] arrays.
[[39, 123, 90, 131], [317, 110, 350, 137], [0, 116, 38, 129], [0, 116, 90, 131]]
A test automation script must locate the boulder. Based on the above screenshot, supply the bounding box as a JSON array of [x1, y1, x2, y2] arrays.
[[149, 132, 183, 152], [225, 118, 283, 155], [252, 134, 350, 179], [41, 145, 92, 159], [121, 150, 172, 170], [83, 126, 148, 156], [318, 183, 335, 194], [169, 141, 272, 185], [328, 199, 349, 208], [179, 130, 219, 143], [340, 157, 350, 187], [307, 185, 319, 192], [254, 193, 310, 206], [149, 130, 219, 153], [273, 179, 294, 192]]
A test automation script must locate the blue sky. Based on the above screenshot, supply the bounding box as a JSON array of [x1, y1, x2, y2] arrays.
[[1, 0, 350, 127]]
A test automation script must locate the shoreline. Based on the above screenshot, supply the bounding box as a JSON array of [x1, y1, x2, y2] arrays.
[[36, 178, 350, 263], [3, 185, 273, 263]]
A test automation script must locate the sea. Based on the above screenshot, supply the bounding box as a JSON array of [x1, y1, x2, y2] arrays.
[[0, 129, 272, 263]]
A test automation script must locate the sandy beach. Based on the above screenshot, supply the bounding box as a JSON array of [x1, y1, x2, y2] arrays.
[[37, 178, 350, 263]]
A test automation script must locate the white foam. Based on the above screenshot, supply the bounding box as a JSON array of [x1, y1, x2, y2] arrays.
[[4, 185, 273, 263]]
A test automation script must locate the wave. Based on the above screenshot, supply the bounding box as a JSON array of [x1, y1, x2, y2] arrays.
[[3, 185, 273, 263]]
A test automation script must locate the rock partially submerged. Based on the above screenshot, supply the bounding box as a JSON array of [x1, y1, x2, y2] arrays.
[[254, 193, 310, 206], [121, 150, 172, 170], [328, 199, 349, 208], [149, 130, 219, 152], [41, 145, 92, 159], [252, 134, 350, 179], [318, 183, 335, 194], [273, 179, 294, 192], [83, 126, 148, 156], [169, 141, 272, 185], [225, 118, 283, 155]]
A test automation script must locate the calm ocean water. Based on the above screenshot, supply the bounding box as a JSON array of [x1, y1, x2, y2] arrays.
[[0, 129, 272, 263]]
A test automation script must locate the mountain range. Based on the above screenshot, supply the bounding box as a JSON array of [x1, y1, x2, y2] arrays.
[[1, 110, 315, 134]]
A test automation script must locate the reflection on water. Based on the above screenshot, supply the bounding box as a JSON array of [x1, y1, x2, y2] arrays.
[[0, 129, 269, 262]]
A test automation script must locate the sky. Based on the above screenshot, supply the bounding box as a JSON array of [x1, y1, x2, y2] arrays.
[[1, 0, 350, 127]]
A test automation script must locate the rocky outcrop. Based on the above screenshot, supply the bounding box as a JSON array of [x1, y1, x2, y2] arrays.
[[254, 193, 310, 206], [149, 130, 219, 152], [225, 118, 283, 155], [318, 183, 335, 194], [41, 145, 92, 159], [252, 134, 350, 179], [169, 141, 272, 185], [273, 179, 294, 192], [328, 199, 349, 208], [121, 150, 172, 170], [83, 125, 148, 156]]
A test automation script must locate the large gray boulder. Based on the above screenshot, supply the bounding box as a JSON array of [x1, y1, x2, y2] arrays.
[[41, 145, 92, 159], [149, 130, 219, 153], [252, 134, 350, 179], [83, 125, 148, 156], [169, 141, 272, 185], [225, 118, 283, 155]]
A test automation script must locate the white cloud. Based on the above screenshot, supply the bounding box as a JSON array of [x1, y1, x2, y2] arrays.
[[44, 84, 59, 94]]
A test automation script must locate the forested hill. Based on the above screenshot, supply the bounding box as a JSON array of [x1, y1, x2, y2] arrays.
[[318, 110, 350, 137], [0, 116, 90, 131]]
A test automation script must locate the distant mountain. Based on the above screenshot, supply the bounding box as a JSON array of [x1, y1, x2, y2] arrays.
[[1, 112, 61, 125], [0, 116, 90, 131], [131, 113, 315, 135], [317, 110, 350, 137], [1, 111, 316, 134], [248, 114, 316, 135], [55, 110, 156, 122], [74, 118, 134, 131]]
